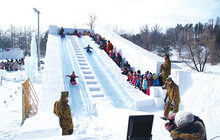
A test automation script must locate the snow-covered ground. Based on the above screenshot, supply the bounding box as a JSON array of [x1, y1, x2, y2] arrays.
[[0, 27, 220, 140]]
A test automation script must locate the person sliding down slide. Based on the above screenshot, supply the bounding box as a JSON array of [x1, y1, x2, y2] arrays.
[[65, 71, 79, 85], [84, 45, 93, 54]]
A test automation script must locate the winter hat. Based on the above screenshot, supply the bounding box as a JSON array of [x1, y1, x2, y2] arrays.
[[147, 74, 152, 79], [61, 91, 69, 99], [175, 111, 194, 127], [166, 77, 172, 82], [153, 75, 157, 79], [165, 53, 169, 57]]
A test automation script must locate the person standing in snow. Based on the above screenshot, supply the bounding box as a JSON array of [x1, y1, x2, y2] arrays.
[[54, 91, 74, 135], [162, 77, 180, 120], [165, 111, 206, 140], [161, 53, 171, 86]]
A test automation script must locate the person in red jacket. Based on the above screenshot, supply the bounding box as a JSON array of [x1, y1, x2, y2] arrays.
[[65, 71, 79, 85], [107, 40, 112, 54]]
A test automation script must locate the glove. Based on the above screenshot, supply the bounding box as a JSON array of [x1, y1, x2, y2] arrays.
[[164, 96, 168, 103], [68, 129, 73, 135], [165, 122, 172, 131]]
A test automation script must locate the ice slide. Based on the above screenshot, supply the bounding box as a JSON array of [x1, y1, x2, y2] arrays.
[[59, 35, 143, 118], [68, 35, 137, 109], [74, 36, 135, 109]]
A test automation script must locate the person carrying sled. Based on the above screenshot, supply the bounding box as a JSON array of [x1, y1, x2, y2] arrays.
[[84, 45, 93, 54], [164, 111, 206, 140], [54, 91, 73, 135], [65, 71, 79, 85], [161, 77, 180, 120], [161, 53, 171, 86]]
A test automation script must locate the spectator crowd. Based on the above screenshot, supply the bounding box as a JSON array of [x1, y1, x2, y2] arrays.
[[0, 58, 24, 71], [89, 33, 166, 96]]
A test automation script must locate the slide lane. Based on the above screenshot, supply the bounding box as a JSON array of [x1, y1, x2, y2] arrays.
[[59, 37, 91, 121], [72, 36, 134, 109]]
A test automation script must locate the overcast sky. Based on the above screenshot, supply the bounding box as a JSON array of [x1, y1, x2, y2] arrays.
[[0, 0, 219, 33]]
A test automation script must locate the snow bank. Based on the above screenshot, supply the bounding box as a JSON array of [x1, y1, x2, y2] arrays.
[[83, 36, 156, 110], [95, 27, 164, 73], [0, 69, 6, 80], [39, 35, 65, 112], [170, 69, 220, 139], [0, 48, 23, 60]]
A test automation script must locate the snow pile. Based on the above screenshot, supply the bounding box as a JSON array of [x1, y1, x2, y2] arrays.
[[95, 27, 164, 73], [171, 70, 220, 138], [39, 35, 64, 112], [0, 48, 23, 60]]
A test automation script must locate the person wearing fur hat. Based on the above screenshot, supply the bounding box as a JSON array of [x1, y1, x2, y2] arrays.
[[54, 91, 74, 135], [165, 111, 207, 140], [161, 53, 171, 86], [162, 77, 180, 120]]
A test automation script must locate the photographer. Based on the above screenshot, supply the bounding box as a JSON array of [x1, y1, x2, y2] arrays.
[[165, 111, 207, 140]]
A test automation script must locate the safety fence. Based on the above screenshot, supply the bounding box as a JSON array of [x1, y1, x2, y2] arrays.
[[21, 78, 39, 124]]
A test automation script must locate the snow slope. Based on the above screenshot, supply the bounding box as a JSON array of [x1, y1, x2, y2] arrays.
[[0, 27, 219, 140]]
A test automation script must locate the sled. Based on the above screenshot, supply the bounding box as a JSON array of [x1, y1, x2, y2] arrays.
[[71, 81, 77, 85]]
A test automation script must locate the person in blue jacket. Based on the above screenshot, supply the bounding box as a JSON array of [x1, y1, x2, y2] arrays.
[[135, 75, 141, 88], [153, 74, 160, 86], [142, 75, 148, 93], [84, 45, 93, 54]]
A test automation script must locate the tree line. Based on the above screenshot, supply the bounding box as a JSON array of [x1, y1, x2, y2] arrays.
[[0, 25, 48, 57], [120, 17, 220, 72]]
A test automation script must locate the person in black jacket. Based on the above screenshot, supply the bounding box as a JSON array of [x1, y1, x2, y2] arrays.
[[59, 27, 65, 37], [114, 52, 122, 67], [165, 111, 207, 140], [84, 45, 93, 54]]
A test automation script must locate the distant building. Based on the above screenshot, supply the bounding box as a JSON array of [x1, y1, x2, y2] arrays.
[[0, 48, 23, 60]]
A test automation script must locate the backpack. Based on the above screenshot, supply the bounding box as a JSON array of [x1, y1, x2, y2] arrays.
[[54, 100, 62, 117], [109, 45, 113, 50]]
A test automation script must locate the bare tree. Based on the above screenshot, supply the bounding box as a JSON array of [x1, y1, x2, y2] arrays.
[[181, 24, 213, 72], [87, 13, 97, 29], [112, 25, 127, 35], [150, 24, 162, 51], [140, 25, 151, 50]]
